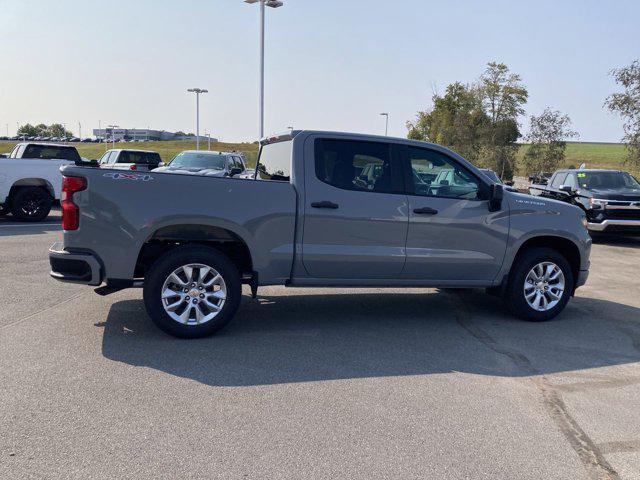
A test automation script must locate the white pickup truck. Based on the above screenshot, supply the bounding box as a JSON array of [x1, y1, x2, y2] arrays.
[[0, 142, 81, 221]]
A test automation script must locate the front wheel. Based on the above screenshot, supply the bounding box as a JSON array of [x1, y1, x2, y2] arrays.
[[10, 187, 53, 222], [143, 246, 242, 338], [504, 247, 574, 322]]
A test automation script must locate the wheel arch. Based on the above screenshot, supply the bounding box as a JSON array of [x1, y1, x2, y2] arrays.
[[135, 223, 254, 279], [511, 235, 581, 286], [9, 178, 55, 202]]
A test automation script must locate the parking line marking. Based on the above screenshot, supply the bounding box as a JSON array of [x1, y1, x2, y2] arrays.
[[0, 223, 61, 228]]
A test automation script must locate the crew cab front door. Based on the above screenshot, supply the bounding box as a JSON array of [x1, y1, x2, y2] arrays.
[[301, 137, 408, 279], [400, 145, 509, 282]]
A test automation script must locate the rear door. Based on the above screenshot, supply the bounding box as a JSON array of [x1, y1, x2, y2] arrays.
[[301, 136, 408, 279], [400, 145, 508, 282]]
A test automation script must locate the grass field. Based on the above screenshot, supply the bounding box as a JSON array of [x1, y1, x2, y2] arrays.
[[0, 140, 633, 174], [516, 142, 632, 174], [0, 140, 260, 167]]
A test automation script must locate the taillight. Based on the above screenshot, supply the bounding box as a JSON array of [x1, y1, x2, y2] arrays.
[[61, 176, 87, 230], [129, 164, 137, 171]]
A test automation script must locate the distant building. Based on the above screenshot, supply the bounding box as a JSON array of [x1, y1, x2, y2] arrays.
[[92, 128, 215, 142]]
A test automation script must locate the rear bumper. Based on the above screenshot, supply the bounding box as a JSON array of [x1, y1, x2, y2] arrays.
[[587, 219, 640, 232], [49, 242, 103, 286]]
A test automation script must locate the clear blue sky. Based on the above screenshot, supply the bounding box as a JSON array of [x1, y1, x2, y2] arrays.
[[0, 0, 638, 142]]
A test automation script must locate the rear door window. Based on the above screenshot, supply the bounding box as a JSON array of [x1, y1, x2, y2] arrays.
[[314, 138, 402, 193]]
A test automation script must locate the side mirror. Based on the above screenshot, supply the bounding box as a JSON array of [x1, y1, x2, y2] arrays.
[[229, 167, 243, 177], [489, 184, 504, 212], [156, 162, 165, 168], [505, 180, 514, 187], [559, 185, 575, 195]]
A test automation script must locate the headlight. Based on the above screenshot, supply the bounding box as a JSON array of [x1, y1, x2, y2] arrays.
[[581, 217, 588, 229], [589, 198, 607, 209]]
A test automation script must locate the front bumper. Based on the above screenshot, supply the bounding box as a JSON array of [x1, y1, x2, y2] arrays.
[[49, 242, 103, 286], [576, 269, 589, 289], [587, 219, 640, 232]]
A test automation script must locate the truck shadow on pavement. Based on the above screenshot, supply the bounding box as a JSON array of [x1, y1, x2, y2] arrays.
[[99, 290, 640, 387]]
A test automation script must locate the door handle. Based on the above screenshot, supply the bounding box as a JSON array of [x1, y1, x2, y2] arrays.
[[311, 201, 339, 209], [413, 206, 438, 215]]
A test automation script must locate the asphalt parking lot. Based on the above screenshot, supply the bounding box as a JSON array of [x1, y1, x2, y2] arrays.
[[1, 210, 640, 479]]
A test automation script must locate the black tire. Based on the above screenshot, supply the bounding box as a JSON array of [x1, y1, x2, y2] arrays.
[[143, 245, 242, 338], [10, 187, 53, 222], [504, 247, 574, 322]]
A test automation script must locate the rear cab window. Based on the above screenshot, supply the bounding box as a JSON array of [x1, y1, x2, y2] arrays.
[[22, 144, 80, 161]]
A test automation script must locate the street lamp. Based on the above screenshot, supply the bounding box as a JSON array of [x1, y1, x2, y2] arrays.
[[379, 113, 389, 136], [187, 88, 208, 150], [244, 0, 283, 139], [108, 125, 118, 149]]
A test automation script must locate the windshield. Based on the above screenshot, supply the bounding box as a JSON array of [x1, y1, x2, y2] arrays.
[[169, 152, 227, 170], [578, 171, 640, 190]]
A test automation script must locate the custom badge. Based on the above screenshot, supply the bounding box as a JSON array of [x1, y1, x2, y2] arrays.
[[103, 172, 154, 181]]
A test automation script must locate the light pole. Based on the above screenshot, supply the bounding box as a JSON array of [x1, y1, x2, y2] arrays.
[[108, 125, 118, 149], [78, 121, 82, 140], [187, 88, 208, 150], [244, 0, 283, 139], [379, 113, 389, 136]]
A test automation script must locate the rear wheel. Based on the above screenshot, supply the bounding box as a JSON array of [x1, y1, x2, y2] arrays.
[[504, 247, 574, 322], [10, 187, 52, 222], [143, 245, 242, 338]]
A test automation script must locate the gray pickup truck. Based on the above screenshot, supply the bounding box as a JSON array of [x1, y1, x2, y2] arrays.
[[49, 131, 591, 338]]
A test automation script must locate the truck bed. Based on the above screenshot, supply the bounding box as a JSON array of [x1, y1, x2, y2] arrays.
[[60, 166, 297, 284]]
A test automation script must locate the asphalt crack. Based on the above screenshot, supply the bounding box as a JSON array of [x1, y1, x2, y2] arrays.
[[448, 293, 620, 480], [0, 292, 86, 332]]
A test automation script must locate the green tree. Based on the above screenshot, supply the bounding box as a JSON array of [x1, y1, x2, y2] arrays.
[[605, 60, 640, 169], [522, 108, 578, 174], [17, 123, 39, 137], [476, 62, 528, 179], [406, 62, 528, 179], [47, 123, 73, 138], [406, 82, 489, 162], [17, 123, 73, 138]]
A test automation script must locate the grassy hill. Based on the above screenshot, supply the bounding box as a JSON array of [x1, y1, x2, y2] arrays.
[[0, 140, 633, 174]]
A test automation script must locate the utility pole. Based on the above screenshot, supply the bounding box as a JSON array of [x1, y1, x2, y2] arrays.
[[79, 122, 82, 140], [108, 124, 118, 149]]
